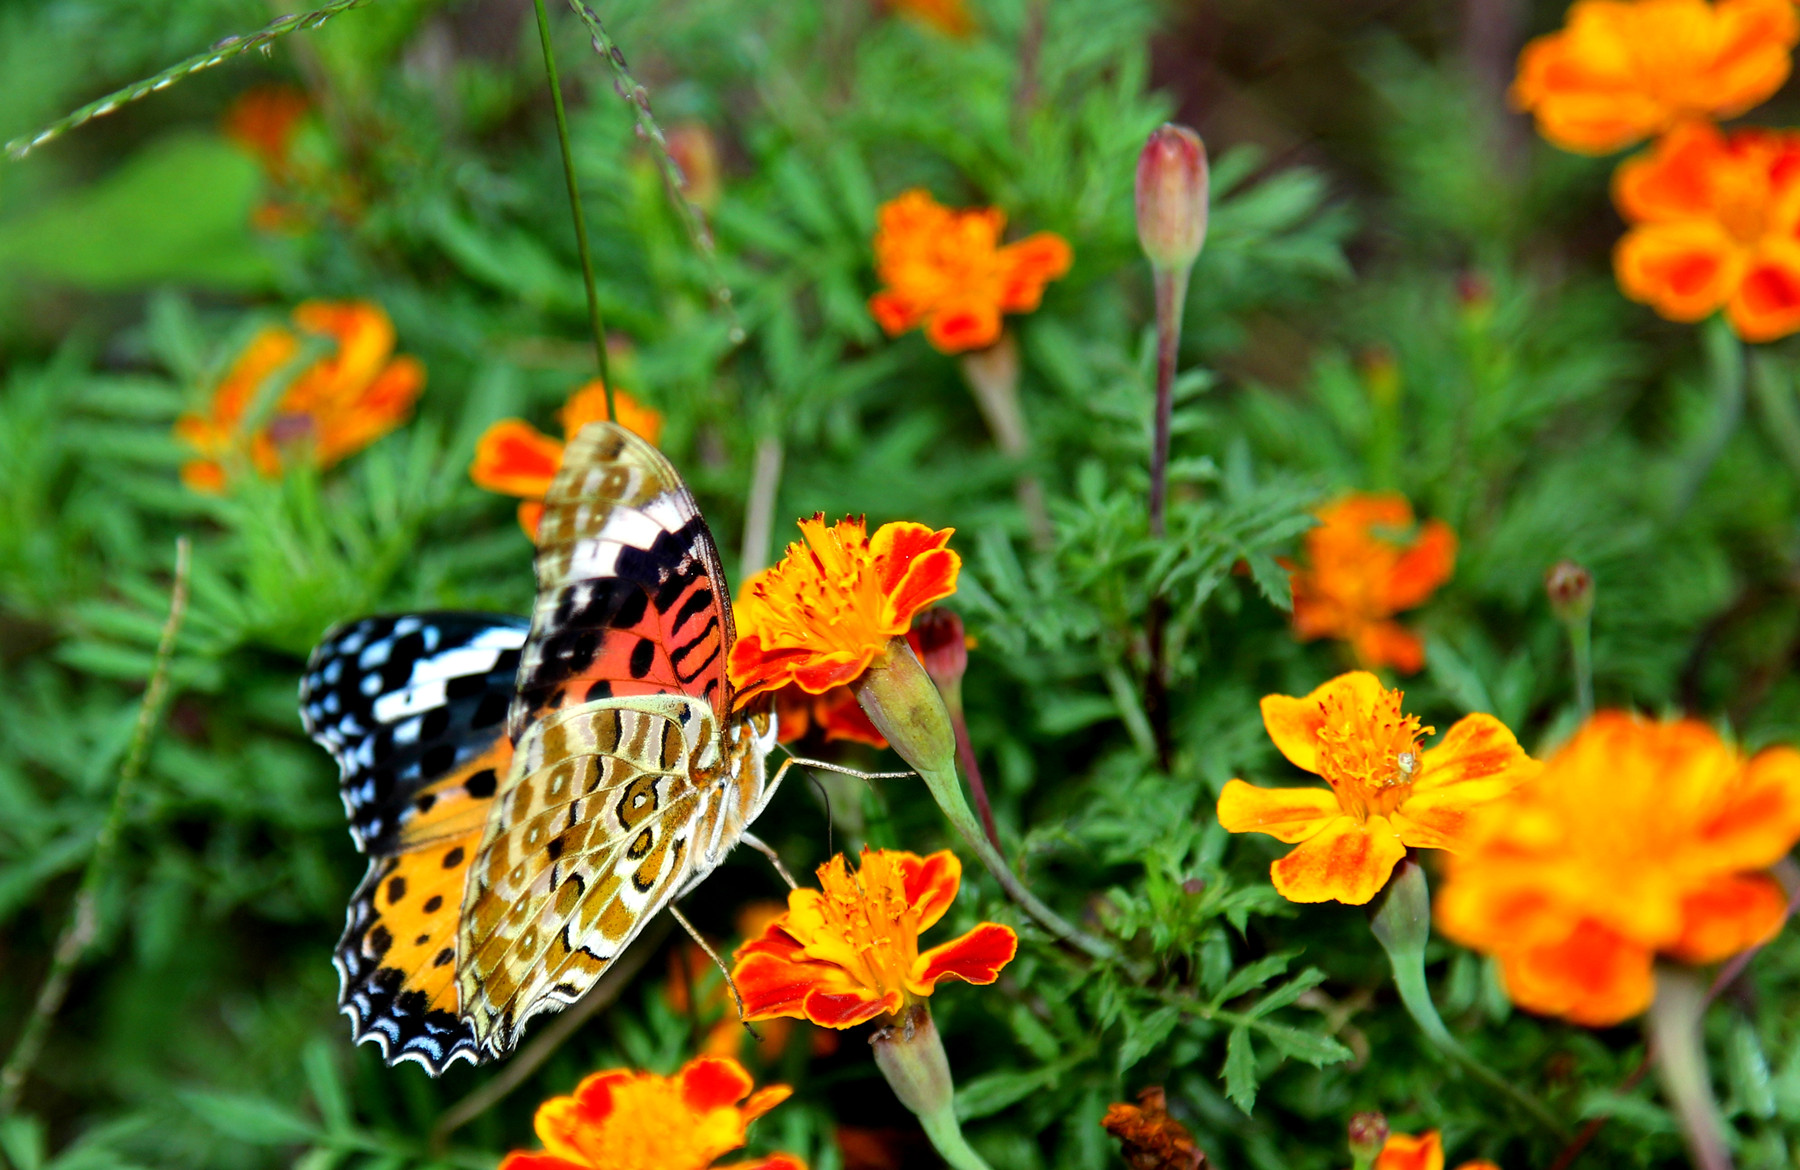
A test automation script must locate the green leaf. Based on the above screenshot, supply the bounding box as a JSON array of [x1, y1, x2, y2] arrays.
[[955, 1067, 1061, 1123], [1117, 1004, 1181, 1073], [179, 1090, 319, 1146], [1253, 1022, 1353, 1068], [1222, 1025, 1258, 1113]]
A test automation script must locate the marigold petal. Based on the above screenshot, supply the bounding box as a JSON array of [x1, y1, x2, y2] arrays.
[[898, 849, 962, 931], [181, 460, 228, 494], [726, 1158, 808, 1170], [995, 232, 1073, 312], [1385, 519, 1456, 611], [1669, 872, 1788, 963], [911, 922, 1018, 992], [679, 1056, 755, 1114], [869, 290, 920, 336], [1402, 715, 1542, 848], [740, 1085, 794, 1123], [498, 1154, 585, 1170], [1375, 1131, 1444, 1170], [1259, 671, 1388, 774], [1497, 918, 1656, 1026], [733, 948, 891, 1027], [1269, 814, 1406, 905], [925, 303, 1003, 353], [1730, 248, 1800, 342], [1692, 744, 1800, 869], [1216, 779, 1341, 843], [519, 501, 546, 539], [472, 420, 564, 497], [1615, 222, 1742, 323], [1351, 620, 1427, 673]]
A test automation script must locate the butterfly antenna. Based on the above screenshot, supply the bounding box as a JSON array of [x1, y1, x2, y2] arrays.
[[805, 769, 834, 859], [667, 904, 761, 1042], [739, 832, 797, 890]]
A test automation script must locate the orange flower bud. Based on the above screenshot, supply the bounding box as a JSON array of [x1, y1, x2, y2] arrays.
[[1135, 124, 1209, 273]]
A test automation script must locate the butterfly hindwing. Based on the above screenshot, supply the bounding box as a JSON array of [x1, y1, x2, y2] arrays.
[[300, 613, 527, 1072]]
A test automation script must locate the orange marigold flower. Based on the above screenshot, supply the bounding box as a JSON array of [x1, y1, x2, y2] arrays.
[[1288, 493, 1456, 675], [469, 381, 664, 536], [1511, 0, 1798, 155], [1613, 121, 1800, 341], [773, 684, 888, 747], [728, 515, 959, 705], [1217, 671, 1541, 906], [1436, 712, 1800, 1026], [498, 1056, 803, 1170], [868, 189, 1071, 354], [890, 0, 974, 35], [1370, 1130, 1499, 1170], [223, 84, 310, 176], [731, 848, 1017, 1028], [1101, 1087, 1208, 1170], [174, 300, 423, 493]]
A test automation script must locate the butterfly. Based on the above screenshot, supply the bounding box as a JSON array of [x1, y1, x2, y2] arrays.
[[299, 422, 783, 1073]]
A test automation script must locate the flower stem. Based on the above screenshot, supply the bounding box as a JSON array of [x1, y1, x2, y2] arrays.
[[1648, 965, 1734, 1170], [1368, 858, 1568, 1138], [1148, 264, 1189, 539], [532, 0, 614, 421], [870, 1005, 992, 1170], [949, 707, 1005, 861], [0, 537, 190, 1114], [1672, 316, 1744, 516], [1567, 608, 1593, 719], [1748, 352, 1800, 480]]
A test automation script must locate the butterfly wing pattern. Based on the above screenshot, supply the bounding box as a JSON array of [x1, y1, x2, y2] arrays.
[[300, 422, 780, 1074], [458, 422, 779, 1059], [299, 612, 529, 1070]]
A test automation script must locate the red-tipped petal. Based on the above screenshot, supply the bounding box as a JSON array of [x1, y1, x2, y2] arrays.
[[913, 922, 1018, 990]]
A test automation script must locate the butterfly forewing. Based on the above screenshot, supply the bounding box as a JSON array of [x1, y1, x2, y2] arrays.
[[299, 613, 527, 1072]]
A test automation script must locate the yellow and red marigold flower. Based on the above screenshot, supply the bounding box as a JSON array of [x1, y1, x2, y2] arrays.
[[175, 300, 423, 493], [1511, 0, 1798, 155], [731, 848, 1017, 1028], [1217, 672, 1541, 906], [1613, 121, 1800, 342], [1101, 1087, 1207, 1170], [1288, 493, 1456, 675], [498, 1057, 803, 1170], [1371, 1130, 1500, 1170], [729, 516, 960, 706], [868, 189, 1071, 354], [1436, 712, 1800, 1026], [469, 381, 664, 537]]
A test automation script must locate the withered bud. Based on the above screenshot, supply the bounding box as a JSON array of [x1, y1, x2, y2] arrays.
[[1347, 1112, 1390, 1162], [909, 608, 968, 688], [1102, 1087, 1208, 1170], [1135, 124, 1209, 273], [1545, 560, 1594, 625], [666, 122, 721, 211]]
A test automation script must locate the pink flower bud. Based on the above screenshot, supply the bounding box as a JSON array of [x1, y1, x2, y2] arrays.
[[1347, 1112, 1389, 1163], [1135, 124, 1209, 272]]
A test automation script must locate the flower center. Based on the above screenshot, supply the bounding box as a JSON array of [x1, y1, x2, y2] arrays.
[[1313, 686, 1432, 821], [813, 854, 920, 1007]]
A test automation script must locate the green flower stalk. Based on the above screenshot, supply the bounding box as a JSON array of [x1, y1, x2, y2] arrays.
[[1648, 965, 1734, 1170], [870, 1004, 990, 1170]]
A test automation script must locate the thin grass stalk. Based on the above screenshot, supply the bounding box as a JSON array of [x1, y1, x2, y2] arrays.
[[0, 537, 191, 1114], [740, 434, 785, 578], [561, 0, 743, 341], [533, 0, 615, 421], [5, 0, 374, 159]]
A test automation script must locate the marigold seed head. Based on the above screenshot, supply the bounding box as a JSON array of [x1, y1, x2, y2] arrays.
[[1135, 123, 1209, 272]]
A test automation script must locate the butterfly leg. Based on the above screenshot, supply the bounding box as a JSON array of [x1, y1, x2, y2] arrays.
[[739, 831, 798, 890], [667, 903, 761, 1040], [777, 754, 916, 782]]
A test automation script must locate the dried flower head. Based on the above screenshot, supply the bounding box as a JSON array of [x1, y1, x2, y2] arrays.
[[1218, 672, 1541, 905], [1437, 712, 1800, 1025], [1101, 1087, 1207, 1170], [731, 848, 1017, 1028], [868, 189, 1072, 354], [1512, 0, 1798, 154], [498, 1056, 803, 1170]]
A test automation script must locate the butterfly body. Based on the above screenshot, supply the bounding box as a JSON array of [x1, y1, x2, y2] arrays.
[[300, 422, 779, 1073]]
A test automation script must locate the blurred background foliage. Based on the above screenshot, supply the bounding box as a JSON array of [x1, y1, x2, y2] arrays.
[[3, 0, 1800, 1167]]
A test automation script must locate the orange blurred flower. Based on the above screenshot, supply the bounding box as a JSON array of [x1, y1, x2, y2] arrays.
[[728, 515, 959, 705], [773, 684, 888, 746], [667, 903, 795, 1061], [731, 848, 1017, 1028], [1511, 0, 1797, 155], [1217, 672, 1540, 906], [869, 189, 1071, 354], [889, 0, 974, 35], [1288, 493, 1456, 674], [1613, 121, 1800, 341], [499, 1056, 803, 1170], [223, 84, 310, 177], [469, 381, 664, 537], [1371, 1130, 1499, 1170], [1101, 1087, 1207, 1170], [1436, 712, 1800, 1026], [175, 300, 423, 493]]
